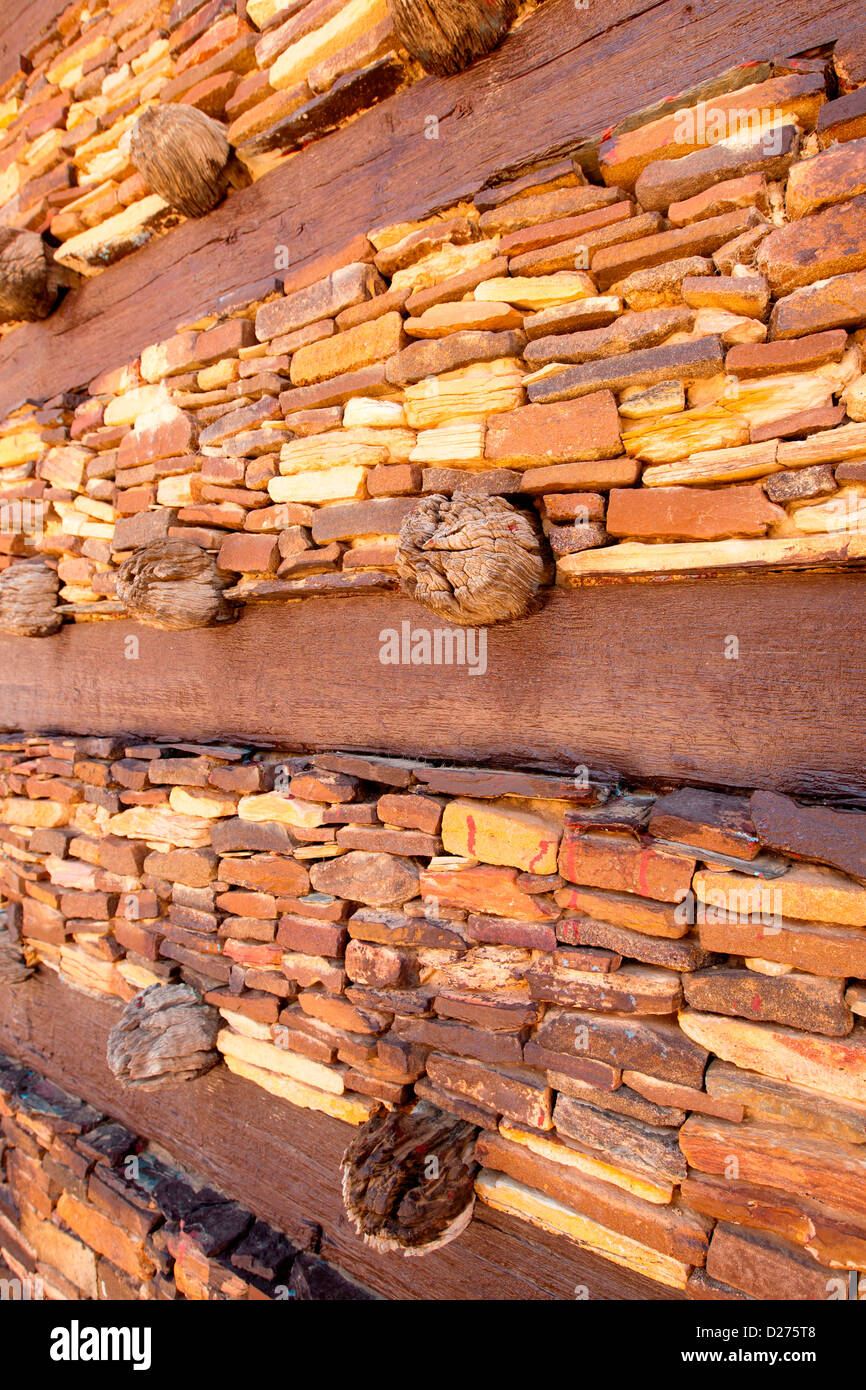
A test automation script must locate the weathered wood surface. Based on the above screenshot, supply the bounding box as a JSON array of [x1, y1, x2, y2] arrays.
[[1, 574, 865, 798], [1, 0, 864, 415], [0, 968, 679, 1300], [0, 0, 66, 89]]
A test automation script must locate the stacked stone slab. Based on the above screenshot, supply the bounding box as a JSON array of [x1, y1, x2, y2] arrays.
[[0, 0, 415, 273], [2, 45, 866, 613], [2, 734, 866, 1297]]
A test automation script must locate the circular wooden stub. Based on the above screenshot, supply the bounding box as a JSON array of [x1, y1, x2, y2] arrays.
[[0, 562, 61, 637], [107, 983, 221, 1090], [388, 0, 520, 76], [397, 492, 548, 625], [130, 105, 237, 218], [0, 228, 66, 323], [341, 1102, 479, 1256], [116, 538, 236, 630]]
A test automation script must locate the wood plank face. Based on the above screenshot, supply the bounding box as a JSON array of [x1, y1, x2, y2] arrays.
[[0, 0, 66, 87], [1, 572, 864, 796], [0, 969, 677, 1301], [0, 0, 862, 415]]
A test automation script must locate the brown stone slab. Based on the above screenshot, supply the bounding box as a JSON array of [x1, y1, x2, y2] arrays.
[[681, 1113, 866, 1222], [425, 1053, 553, 1129], [376, 792, 443, 834], [678, 1011, 866, 1104], [558, 916, 713, 971], [622, 1070, 743, 1122], [634, 123, 800, 212], [347, 906, 464, 949], [477, 185, 626, 236], [648, 787, 759, 860], [518, 458, 640, 492], [558, 829, 695, 903], [553, 1094, 687, 1183], [393, 1015, 522, 1067], [484, 391, 623, 468], [527, 336, 724, 404], [667, 172, 769, 226], [528, 960, 682, 1013], [239, 58, 404, 159], [524, 1043, 622, 1091], [554, 884, 688, 939], [682, 965, 852, 1037], [549, 1072, 685, 1126], [607, 484, 783, 542], [509, 212, 665, 277], [412, 1078, 499, 1129], [682, 1171, 866, 1272], [523, 297, 623, 340], [477, 1130, 710, 1263], [697, 911, 866, 979], [757, 194, 866, 295], [750, 789, 866, 884], [414, 766, 599, 802], [591, 209, 763, 290], [705, 1058, 866, 1145], [762, 464, 837, 503], [309, 498, 417, 545], [817, 85, 866, 146], [552, 943, 621, 972], [433, 988, 539, 1033], [786, 136, 866, 218], [523, 307, 692, 368], [465, 914, 557, 951], [769, 268, 866, 339], [384, 329, 526, 387], [498, 202, 635, 256], [726, 329, 848, 378], [420, 467, 520, 496], [537, 1008, 708, 1087]]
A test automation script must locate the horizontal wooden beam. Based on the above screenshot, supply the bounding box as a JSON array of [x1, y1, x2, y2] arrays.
[[1, 572, 864, 798], [0, 968, 676, 1300], [1, 0, 862, 416], [0, 0, 66, 88]]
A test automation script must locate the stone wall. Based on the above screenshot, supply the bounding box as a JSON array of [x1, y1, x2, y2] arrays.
[[1, 42, 866, 624], [1, 734, 866, 1297]]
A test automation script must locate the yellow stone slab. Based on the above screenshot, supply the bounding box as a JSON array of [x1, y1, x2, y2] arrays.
[[557, 532, 866, 583], [269, 0, 389, 91], [475, 273, 595, 310], [268, 465, 369, 503], [695, 862, 866, 927], [217, 1028, 345, 1093], [441, 798, 561, 874], [106, 807, 213, 848], [223, 1055, 377, 1124], [474, 1170, 689, 1289], [679, 1010, 866, 1105], [403, 359, 524, 429], [499, 1121, 673, 1204], [237, 793, 326, 828]]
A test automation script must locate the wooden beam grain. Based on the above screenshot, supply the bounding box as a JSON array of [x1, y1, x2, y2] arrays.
[[1, 0, 863, 415], [0, 0, 67, 88], [1, 572, 864, 798], [0, 969, 679, 1300]]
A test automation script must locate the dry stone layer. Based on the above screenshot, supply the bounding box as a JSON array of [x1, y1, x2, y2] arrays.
[[1, 43, 866, 612], [1, 732, 866, 1296]]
